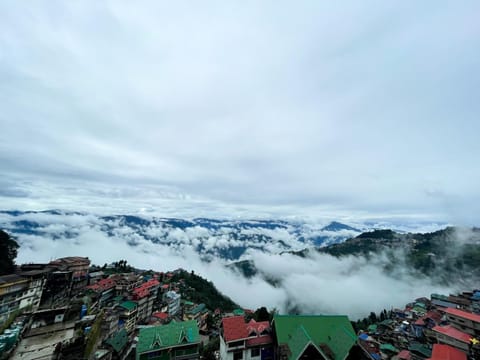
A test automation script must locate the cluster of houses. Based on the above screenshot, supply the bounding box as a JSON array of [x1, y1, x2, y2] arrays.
[[1, 257, 480, 360], [357, 290, 480, 360], [0, 258, 214, 359]]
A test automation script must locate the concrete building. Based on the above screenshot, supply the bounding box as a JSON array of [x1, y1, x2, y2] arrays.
[[0, 275, 30, 325], [443, 307, 480, 336], [132, 279, 160, 323], [117, 301, 138, 333], [432, 325, 471, 353], [0, 269, 48, 326], [48, 257, 90, 295], [164, 291, 181, 317]]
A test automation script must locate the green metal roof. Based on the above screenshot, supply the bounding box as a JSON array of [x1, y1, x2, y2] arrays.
[[380, 343, 399, 353], [105, 329, 128, 353], [409, 343, 432, 358], [119, 300, 137, 311], [378, 319, 394, 326], [136, 320, 200, 358], [367, 324, 377, 332], [233, 309, 245, 316], [189, 303, 206, 315], [273, 315, 356, 360]]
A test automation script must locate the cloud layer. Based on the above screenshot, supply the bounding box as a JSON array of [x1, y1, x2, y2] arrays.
[[0, 2, 479, 222], [2, 211, 460, 320]]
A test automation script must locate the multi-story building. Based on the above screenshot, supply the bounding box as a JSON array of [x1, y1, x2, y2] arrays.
[[117, 300, 138, 333], [220, 316, 273, 360], [432, 325, 471, 353], [443, 307, 480, 336], [86, 278, 116, 307], [16, 266, 50, 311], [164, 291, 181, 317], [48, 256, 90, 295], [185, 303, 208, 332], [136, 320, 200, 360], [132, 279, 160, 323], [112, 274, 143, 297], [0, 275, 30, 325]]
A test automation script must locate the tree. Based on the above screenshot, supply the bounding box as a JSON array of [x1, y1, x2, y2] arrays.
[[254, 307, 270, 322], [0, 230, 19, 275]]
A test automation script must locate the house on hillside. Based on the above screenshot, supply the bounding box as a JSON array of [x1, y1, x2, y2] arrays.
[[272, 314, 356, 360], [432, 325, 471, 353], [443, 307, 480, 336], [135, 320, 200, 360], [220, 316, 273, 360], [117, 300, 138, 333]]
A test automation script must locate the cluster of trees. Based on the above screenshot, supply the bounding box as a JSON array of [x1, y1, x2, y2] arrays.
[[170, 270, 238, 311], [352, 309, 392, 332], [0, 229, 19, 275]]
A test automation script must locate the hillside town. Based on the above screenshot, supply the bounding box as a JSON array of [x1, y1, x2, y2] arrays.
[[0, 256, 479, 360]]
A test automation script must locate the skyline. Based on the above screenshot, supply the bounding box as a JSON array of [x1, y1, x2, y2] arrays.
[[1, 2, 479, 224]]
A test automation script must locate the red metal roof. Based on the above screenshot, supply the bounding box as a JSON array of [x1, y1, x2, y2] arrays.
[[132, 279, 160, 299], [152, 312, 169, 320], [444, 307, 480, 323], [222, 316, 249, 342], [222, 316, 271, 343], [432, 325, 471, 343], [398, 350, 411, 360], [425, 310, 443, 324], [86, 278, 116, 292], [428, 344, 467, 360]]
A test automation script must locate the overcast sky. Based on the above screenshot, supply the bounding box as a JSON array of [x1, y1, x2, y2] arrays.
[[1, 1, 479, 223]]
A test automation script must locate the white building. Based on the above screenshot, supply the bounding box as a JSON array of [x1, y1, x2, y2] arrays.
[[164, 291, 181, 317]]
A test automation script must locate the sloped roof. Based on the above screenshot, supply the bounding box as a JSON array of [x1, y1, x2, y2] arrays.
[[273, 314, 356, 360], [136, 320, 200, 356], [432, 325, 471, 343], [428, 344, 467, 360], [222, 316, 249, 342], [222, 317, 271, 342], [105, 329, 128, 353], [444, 307, 480, 323]]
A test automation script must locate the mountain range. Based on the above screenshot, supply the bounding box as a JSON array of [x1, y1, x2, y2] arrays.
[[0, 210, 371, 261]]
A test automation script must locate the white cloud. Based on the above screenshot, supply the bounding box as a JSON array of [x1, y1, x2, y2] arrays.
[[5, 211, 465, 320]]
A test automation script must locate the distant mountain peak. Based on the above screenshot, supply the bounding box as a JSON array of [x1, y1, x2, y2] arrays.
[[321, 221, 360, 232]]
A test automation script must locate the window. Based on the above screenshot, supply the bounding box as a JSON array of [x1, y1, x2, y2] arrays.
[[233, 350, 243, 360], [251, 348, 260, 357]]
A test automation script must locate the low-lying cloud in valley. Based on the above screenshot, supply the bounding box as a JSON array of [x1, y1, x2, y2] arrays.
[[1, 211, 464, 320]]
